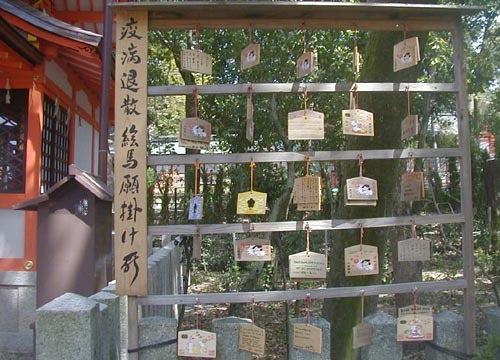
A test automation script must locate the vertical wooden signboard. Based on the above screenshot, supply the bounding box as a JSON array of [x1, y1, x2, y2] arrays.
[[114, 11, 148, 295]]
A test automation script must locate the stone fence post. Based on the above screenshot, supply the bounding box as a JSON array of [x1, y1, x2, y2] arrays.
[[36, 292, 101, 360], [360, 311, 402, 360], [212, 316, 253, 360]]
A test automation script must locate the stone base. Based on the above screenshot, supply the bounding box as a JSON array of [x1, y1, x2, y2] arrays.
[[0, 331, 34, 360]]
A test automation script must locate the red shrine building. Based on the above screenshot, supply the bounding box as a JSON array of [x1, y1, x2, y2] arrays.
[[0, 0, 113, 336]]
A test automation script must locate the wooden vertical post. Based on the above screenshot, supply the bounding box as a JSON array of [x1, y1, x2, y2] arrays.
[[128, 296, 139, 360], [452, 19, 476, 355]]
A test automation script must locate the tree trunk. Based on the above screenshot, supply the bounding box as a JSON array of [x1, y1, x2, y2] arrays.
[[323, 1, 434, 357]]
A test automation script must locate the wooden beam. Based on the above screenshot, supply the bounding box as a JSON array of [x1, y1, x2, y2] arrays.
[[137, 279, 467, 306], [149, 82, 458, 97], [148, 214, 465, 236], [148, 148, 463, 166]]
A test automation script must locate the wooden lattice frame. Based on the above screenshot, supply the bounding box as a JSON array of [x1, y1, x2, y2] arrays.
[[111, 2, 482, 356]]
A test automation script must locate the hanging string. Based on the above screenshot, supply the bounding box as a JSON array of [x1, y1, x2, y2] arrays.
[[194, 160, 200, 196], [305, 293, 311, 325], [412, 220, 417, 239], [250, 161, 256, 192], [303, 86, 308, 112], [353, 31, 360, 81], [408, 152, 414, 173], [305, 222, 311, 254], [305, 156, 311, 176], [248, 28, 252, 44], [350, 83, 359, 110], [195, 26, 200, 50], [361, 291, 365, 322], [412, 287, 418, 314], [302, 23, 307, 53], [359, 224, 364, 251], [195, 297, 200, 329], [406, 85, 411, 115], [193, 88, 198, 118], [251, 296, 255, 324], [403, 24, 408, 41], [358, 154, 364, 177]]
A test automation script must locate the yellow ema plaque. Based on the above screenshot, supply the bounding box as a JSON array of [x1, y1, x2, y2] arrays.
[[237, 191, 267, 215]]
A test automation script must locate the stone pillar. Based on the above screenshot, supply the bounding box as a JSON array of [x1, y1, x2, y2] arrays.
[[212, 316, 253, 360], [288, 317, 331, 360], [138, 316, 177, 360], [36, 293, 100, 360], [425, 311, 464, 360], [483, 306, 500, 337], [90, 291, 121, 360], [482, 306, 500, 359], [360, 311, 402, 360]]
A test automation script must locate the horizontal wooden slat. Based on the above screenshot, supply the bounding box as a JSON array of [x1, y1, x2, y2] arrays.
[[148, 148, 463, 166], [137, 279, 467, 306], [111, 2, 483, 31], [149, 82, 458, 97], [148, 213, 464, 236]]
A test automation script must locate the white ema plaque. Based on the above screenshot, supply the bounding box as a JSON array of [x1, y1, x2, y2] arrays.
[[235, 238, 272, 262], [289, 251, 327, 281], [288, 109, 325, 140], [393, 36, 421, 72], [293, 323, 322, 353], [180, 49, 213, 75], [346, 177, 378, 201], [179, 117, 212, 150], [177, 329, 217, 358], [398, 238, 430, 262], [188, 196, 203, 220], [401, 114, 419, 140], [397, 304, 433, 341], [342, 109, 374, 136], [241, 43, 260, 70], [344, 244, 379, 277], [296, 51, 317, 78]]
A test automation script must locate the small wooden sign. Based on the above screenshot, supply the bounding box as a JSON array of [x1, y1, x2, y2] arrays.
[[288, 109, 325, 140], [177, 329, 217, 358], [342, 109, 374, 136], [180, 117, 211, 142], [289, 251, 327, 281], [293, 176, 321, 204], [293, 323, 322, 354], [398, 238, 431, 262], [297, 51, 316, 78], [188, 196, 203, 220], [235, 238, 272, 262], [401, 114, 419, 140], [401, 172, 424, 202], [246, 93, 254, 141], [398, 305, 432, 317], [241, 43, 260, 70], [344, 186, 377, 207], [180, 49, 213, 75], [346, 177, 378, 201], [393, 37, 420, 72], [344, 244, 379, 276], [239, 324, 266, 356], [237, 191, 267, 215], [397, 313, 433, 342], [352, 322, 374, 349], [297, 202, 321, 211]]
